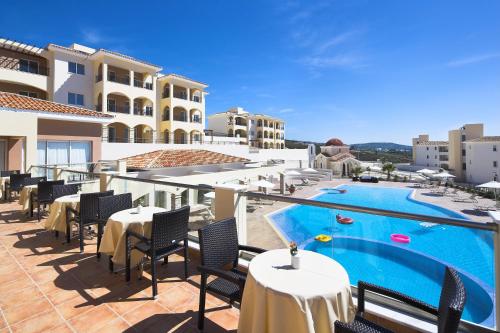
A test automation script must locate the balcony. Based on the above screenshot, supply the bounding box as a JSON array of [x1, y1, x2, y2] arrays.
[[108, 73, 130, 85], [133, 79, 153, 90], [134, 107, 153, 116], [107, 104, 130, 114], [173, 92, 187, 100]]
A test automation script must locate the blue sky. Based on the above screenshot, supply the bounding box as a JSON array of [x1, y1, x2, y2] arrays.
[[2, 0, 499, 145]]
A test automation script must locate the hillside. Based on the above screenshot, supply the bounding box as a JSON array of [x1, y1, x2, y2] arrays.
[[350, 142, 411, 152]]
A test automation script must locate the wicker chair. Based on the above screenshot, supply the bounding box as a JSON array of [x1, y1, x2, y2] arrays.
[[30, 180, 64, 220], [197, 217, 266, 330], [125, 206, 191, 299], [7, 173, 31, 199], [1, 170, 19, 177], [52, 184, 79, 200], [66, 190, 114, 253], [98, 193, 132, 271], [334, 266, 466, 333], [22, 176, 47, 187]]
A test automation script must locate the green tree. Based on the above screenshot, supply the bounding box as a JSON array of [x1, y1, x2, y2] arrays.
[[352, 166, 363, 177], [382, 163, 396, 180]]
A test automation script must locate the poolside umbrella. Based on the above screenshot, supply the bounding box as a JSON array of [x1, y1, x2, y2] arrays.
[[285, 170, 301, 176], [203, 191, 216, 199], [370, 166, 382, 172], [476, 181, 500, 201], [432, 172, 456, 179], [251, 179, 275, 189], [417, 169, 437, 174], [302, 168, 318, 173]]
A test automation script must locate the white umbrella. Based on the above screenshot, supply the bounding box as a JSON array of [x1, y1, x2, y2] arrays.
[[302, 168, 318, 173], [203, 191, 215, 199], [432, 172, 456, 179], [251, 180, 275, 189], [417, 169, 437, 174], [285, 170, 301, 176], [369, 166, 382, 172], [476, 181, 500, 201]]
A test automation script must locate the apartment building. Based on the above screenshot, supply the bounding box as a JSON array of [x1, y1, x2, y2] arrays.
[[412, 123, 498, 183], [207, 107, 286, 149], [0, 37, 207, 145]]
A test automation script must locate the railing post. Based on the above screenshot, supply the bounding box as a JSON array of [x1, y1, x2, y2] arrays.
[[494, 219, 500, 330], [214, 184, 248, 244]]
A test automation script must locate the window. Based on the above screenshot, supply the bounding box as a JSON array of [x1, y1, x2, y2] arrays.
[[434, 147, 437, 150], [461, 134, 466, 141], [426, 147, 429, 151], [494, 145, 497, 152], [68, 93, 84, 106], [19, 91, 38, 98], [494, 161, 498, 168], [68, 62, 85, 75], [107, 99, 116, 112], [426, 155, 429, 159], [462, 163, 466, 170], [19, 59, 39, 73], [462, 149, 466, 156]]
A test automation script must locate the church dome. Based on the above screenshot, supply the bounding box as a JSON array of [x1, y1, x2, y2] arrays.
[[325, 138, 345, 146]]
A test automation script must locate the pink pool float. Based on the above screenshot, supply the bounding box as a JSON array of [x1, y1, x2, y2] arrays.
[[390, 234, 410, 243]]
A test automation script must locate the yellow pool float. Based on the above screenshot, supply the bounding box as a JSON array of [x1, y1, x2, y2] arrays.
[[315, 234, 332, 242]]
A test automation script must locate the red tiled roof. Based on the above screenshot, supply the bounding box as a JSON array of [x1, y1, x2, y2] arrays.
[[0, 92, 112, 118], [123, 149, 250, 169], [321, 152, 357, 162]]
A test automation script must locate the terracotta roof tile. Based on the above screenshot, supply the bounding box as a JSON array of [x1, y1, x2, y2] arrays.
[[0, 92, 112, 118], [123, 149, 250, 169], [416, 140, 448, 146]]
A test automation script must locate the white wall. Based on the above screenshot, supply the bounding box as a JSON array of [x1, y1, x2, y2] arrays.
[[207, 114, 227, 134], [101, 142, 309, 165], [51, 51, 94, 110], [415, 145, 447, 168], [465, 142, 500, 184]]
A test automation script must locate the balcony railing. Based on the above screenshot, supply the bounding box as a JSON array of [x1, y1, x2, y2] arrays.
[[174, 92, 187, 100], [2, 64, 50, 76], [192, 96, 201, 103], [108, 73, 130, 85], [107, 105, 130, 114], [173, 116, 188, 122], [133, 79, 153, 90], [134, 107, 153, 116], [162, 91, 170, 98]]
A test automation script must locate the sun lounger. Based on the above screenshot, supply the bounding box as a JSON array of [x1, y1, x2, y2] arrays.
[[452, 194, 478, 203], [474, 202, 497, 211]]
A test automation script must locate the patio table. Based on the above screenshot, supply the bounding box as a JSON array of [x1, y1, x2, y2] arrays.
[[238, 249, 356, 333], [0, 177, 8, 200], [99, 206, 166, 267], [44, 194, 80, 233], [19, 184, 38, 213]]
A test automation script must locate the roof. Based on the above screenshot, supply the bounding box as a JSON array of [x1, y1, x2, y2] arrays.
[[325, 138, 345, 146], [0, 37, 45, 56], [320, 152, 357, 162], [122, 149, 250, 169], [467, 136, 500, 143], [0, 92, 113, 119], [158, 73, 208, 87], [416, 140, 448, 146]]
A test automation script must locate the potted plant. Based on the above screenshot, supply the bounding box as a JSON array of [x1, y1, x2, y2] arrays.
[[289, 241, 300, 269], [289, 184, 296, 194]]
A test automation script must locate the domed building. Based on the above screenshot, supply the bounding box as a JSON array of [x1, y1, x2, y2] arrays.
[[314, 138, 360, 176]]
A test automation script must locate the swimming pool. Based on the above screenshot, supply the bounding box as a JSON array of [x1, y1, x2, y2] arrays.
[[268, 184, 495, 327]]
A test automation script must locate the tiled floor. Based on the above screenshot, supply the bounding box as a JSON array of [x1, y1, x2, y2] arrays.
[[0, 201, 238, 333]]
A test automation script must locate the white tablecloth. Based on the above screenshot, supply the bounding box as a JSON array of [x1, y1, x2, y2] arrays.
[[19, 185, 38, 213], [99, 206, 167, 266], [238, 249, 355, 333], [44, 194, 80, 233], [0, 177, 8, 200]]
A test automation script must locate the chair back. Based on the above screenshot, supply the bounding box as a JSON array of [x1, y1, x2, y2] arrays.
[[22, 176, 46, 186], [79, 190, 114, 223], [98, 193, 132, 221], [37, 180, 64, 202], [1, 170, 19, 177], [9, 173, 31, 191], [437, 267, 466, 333], [52, 184, 79, 200], [198, 217, 239, 270], [151, 206, 190, 251]]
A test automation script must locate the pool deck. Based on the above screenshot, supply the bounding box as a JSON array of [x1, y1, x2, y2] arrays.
[[246, 179, 497, 250]]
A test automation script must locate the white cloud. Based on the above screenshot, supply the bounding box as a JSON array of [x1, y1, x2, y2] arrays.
[[315, 30, 360, 54], [301, 54, 365, 69], [257, 93, 274, 98], [447, 53, 500, 67], [81, 29, 105, 44], [279, 108, 295, 113]]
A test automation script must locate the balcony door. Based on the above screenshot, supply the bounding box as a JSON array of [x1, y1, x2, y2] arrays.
[[0, 140, 6, 171]]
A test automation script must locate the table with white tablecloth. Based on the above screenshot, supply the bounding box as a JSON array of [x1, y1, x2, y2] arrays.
[[0, 177, 8, 200], [44, 194, 80, 233], [99, 206, 167, 267], [238, 249, 356, 333], [18, 185, 38, 213]]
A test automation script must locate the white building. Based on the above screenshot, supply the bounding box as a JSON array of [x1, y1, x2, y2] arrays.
[[413, 140, 449, 169], [207, 107, 286, 149], [314, 138, 360, 176], [463, 136, 500, 184]]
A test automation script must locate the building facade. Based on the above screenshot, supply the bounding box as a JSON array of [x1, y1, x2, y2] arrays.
[[314, 138, 360, 176], [412, 123, 499, 183], [207, 107, 286, 149], [0, 38, 207, 146]]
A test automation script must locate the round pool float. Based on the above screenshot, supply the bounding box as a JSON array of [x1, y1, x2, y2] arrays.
[[390, 234, 410, 243], [315, 234, 332, 242], [336, 214, 354, 224], [339, 189, 347, 193]]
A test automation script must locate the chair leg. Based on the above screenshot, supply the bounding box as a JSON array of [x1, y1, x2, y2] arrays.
[[96, 225, 102, 259], [151, 259, 158, 299], [55, 231, 59, 238], [198, 274, 207, 330], [79, 224, 84, 253], [125, 237, 131, 281], [183, 243, 189, 280], [108, 256, 114, 273], [37, 201, 41, 221], [163, 256, 168, 265], [66, 221, 71, 244]]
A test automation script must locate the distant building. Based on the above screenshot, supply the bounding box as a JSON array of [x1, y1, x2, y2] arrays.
[[314, 138, 360, 176], [412, 123, 499, 183], [207, 107, 285, 149]]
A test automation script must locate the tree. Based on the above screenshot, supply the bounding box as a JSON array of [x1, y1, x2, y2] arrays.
[[352, 166, 363, 177], [382, 163, 396, 180]]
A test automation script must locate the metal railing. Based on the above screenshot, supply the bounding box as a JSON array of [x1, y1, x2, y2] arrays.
[[1, 64, 50, 76]]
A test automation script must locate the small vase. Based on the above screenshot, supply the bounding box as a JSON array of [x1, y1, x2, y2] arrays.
[[136, 205, 142, 214], [291, 255, 301, 269]]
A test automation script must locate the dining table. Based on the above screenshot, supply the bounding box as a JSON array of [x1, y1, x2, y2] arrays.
[[0, 176, 8, 200], [238, 249, 356, 333], [44, 193, 81, 233], [99, 206, 167, 267], [19, 184, 38, 213]]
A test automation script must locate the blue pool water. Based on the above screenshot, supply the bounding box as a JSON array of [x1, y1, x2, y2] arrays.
[[269, 185, 495, 326]]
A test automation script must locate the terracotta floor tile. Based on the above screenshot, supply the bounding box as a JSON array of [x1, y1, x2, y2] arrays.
[[67, 304, 120, 333], [122, 301, 169, 325], [96, 318, 131, 332], [10, 309, 64, 333], [206, 308, 239, 331], [50, 323, 74, 333], [55, 293, 98, 320], [3, 297, 53, 325], [0, 285, 44, 309], [156, 285, 196, 312]]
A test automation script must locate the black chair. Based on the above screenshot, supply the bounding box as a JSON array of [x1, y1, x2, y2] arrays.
[[22, 176, 47, 186], [334, 266, 466, 333], [98, 193, 133, 271], [7, 173, 31, 199], [52, 184, 79, 200], [66, 190, 114, 253], [30, 180, 64, 220], [197, 217, 266, 330], [1, 170, 19, 177], [126, 206, 191, 299]]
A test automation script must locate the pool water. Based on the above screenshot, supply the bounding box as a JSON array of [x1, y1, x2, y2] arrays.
[[269, 185, 495, 326]]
